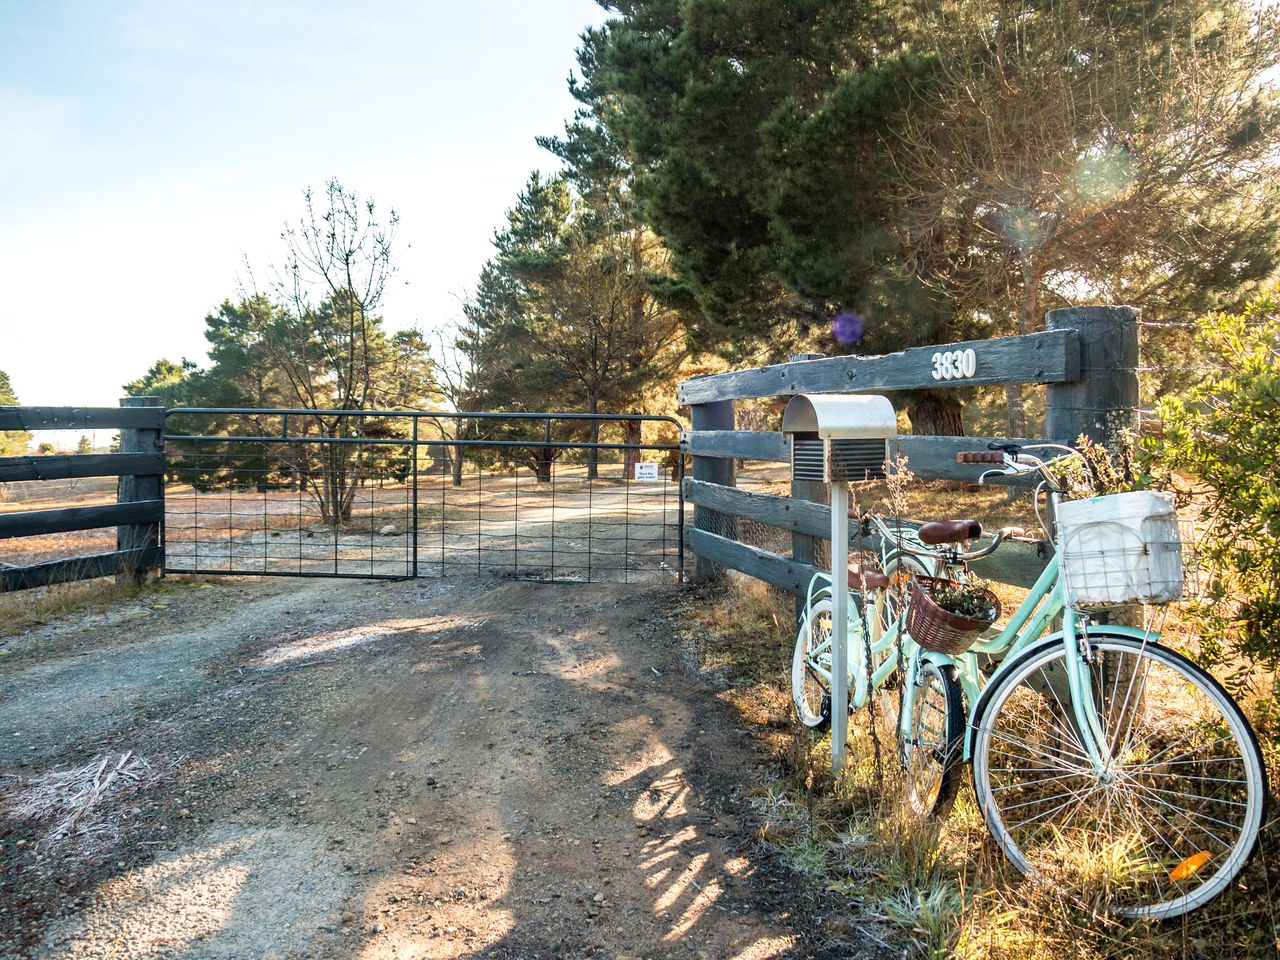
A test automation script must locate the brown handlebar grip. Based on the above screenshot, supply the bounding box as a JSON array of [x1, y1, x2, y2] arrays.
[[956, 451, 1006, 464]]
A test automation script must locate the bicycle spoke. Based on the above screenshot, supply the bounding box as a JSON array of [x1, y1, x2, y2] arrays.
[[1154, 770, 1248, 784], [1143, 735, 1240, 769], [1006, 785, 1101, 833], [1118, 780, 1244, 845], [1147, 753, 1245, 768], [1126, 722, 1232, 767], [1036, 663, 1091, 758], [1055, 781, 1110, 835], [989, 729, 1094, 770], [1125, 781, 1249, 810], [1123, 783, 1237, 855], [1001, 785, 1094, 815], [990, 769, 1089, 793], [1116, 791, 1189, 869], [1103, 642, 1130, 739], [1108, 645, 1154, 756]]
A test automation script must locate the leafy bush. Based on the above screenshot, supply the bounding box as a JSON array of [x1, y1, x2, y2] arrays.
[[1150, 290, 1280, 670], [1051, 432, 1146, 500]]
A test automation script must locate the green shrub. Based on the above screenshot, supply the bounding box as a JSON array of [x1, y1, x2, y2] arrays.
[[1149, 290, 1280, 672]]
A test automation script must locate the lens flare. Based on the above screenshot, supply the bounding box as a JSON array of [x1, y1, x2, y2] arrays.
[[1074, 144, 1136, 207], [833, 311, 864, 345], [995, 207, 1043, 257]]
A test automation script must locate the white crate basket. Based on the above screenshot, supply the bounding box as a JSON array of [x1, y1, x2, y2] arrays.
[[1057, 490, 1184, 610]]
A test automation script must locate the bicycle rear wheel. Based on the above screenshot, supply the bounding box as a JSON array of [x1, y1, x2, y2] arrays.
[[901, 659, 964, 819], [864, 553, 962, 816], [971, 636, 1266, 918]]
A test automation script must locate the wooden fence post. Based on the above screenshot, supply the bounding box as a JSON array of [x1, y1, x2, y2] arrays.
[[117, 396, 165, 585], [690, 400, 735, 582], [787, 354, 827, 623], [1045, 306, 1141, 629], [1045, 305, 1139, 449]]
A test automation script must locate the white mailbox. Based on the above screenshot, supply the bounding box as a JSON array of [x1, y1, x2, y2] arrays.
[[781, 393, 897, 773], [782, 393, 896, 483]]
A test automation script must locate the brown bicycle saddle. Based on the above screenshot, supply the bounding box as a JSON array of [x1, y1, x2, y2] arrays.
[[917, 519, 983, 545], [847, 565, 891, 591]]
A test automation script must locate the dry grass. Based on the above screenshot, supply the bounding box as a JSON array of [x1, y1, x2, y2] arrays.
[[0, 529, 119, 567], [676, 506, 1280, 958], [2, 751, 183, 869], [0, 575, 211, 639]]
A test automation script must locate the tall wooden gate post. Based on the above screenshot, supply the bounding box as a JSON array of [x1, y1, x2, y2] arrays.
[[689, 400, 736, 582], [117, 396, 165, 585], [1045, 306, 1141, 630], [1045, 306, 1140, 450]]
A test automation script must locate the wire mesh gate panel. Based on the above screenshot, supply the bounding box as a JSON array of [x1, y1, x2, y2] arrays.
[[162, 409, 684, 583]]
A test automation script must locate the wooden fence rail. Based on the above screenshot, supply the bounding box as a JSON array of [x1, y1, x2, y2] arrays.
[[677, 329, 1080, 404], [680, 430, 1056, 487], [681, 477, 1049, 589], [680, 305, 1140, 598], [0, 398, 165, 592]]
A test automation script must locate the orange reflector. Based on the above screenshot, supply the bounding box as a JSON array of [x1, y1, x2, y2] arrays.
[[1169, 850, 1213, 883]]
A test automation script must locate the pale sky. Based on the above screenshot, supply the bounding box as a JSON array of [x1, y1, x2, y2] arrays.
[[0, 0, 606, 409]]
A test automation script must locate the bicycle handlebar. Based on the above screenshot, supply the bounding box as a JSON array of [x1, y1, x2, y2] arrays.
[[865, 513, 1028, 563], [956, 443, 1084, 488]]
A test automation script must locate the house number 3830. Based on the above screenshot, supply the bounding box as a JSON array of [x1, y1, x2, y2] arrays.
[[931, 348, 978, 381]]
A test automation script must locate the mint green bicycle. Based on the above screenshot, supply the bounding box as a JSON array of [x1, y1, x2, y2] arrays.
[[792, 443, 1267, 919]]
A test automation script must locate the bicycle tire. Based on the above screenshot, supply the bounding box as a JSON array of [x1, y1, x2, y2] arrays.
[[901, 659, 965, 820], [792, 596, 837, 730], [868, 552, 964, 818], [971, 635, 1267, 919]]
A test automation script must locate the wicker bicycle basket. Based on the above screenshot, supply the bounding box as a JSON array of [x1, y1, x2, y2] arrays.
[[906, 577, 1001, 655]]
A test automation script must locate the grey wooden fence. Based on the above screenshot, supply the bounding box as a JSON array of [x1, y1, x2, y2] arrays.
[[0, 397, 165, 591], [679, 305, 1140, 594]]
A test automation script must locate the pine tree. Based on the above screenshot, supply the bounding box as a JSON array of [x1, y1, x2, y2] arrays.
[[0, 370, 32, 456]]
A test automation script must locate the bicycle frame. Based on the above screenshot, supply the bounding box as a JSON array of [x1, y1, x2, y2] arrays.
[[901, 555, 1072, 763], [803, 494, 1126, 773], [801, 532, 935, 710]]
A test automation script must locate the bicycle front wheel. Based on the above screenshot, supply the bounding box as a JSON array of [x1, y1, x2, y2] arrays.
[[971, 636, 1267, 919]]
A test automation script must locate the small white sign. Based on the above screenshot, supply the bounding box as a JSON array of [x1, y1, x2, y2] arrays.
[[930, 347, 978, 381], [634, 462, 659, 481]]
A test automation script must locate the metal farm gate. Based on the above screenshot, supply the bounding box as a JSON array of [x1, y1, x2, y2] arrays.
[[161, 409, 684, 583]]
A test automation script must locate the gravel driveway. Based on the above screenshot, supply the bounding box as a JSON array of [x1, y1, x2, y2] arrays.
[[0, 576, 804, 959]]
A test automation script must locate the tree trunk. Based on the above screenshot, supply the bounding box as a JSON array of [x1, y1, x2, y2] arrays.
[[907, 392, 965, 435], [319, 433, 357, 526], [1007, 264, 1039, 438], [450, 446, 464, 487], [451, 417, 468, 487], [534, 446, 553, 483], [1004, 383, 1028, 437], [587, 396, 600, 480], [622, 419, 642, 480]]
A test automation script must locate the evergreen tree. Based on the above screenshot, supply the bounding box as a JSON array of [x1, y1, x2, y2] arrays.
[[0, 370, 32, 456], [460, 172, 684, 478], [581, 0, 1280, 434]]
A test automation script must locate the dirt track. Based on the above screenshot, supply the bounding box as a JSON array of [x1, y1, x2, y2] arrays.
[[0, 576, 807, 959]]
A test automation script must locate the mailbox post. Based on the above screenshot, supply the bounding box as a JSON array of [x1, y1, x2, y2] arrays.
[[781, 394, 896, 773]]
